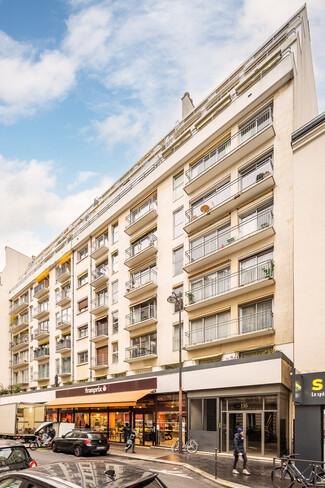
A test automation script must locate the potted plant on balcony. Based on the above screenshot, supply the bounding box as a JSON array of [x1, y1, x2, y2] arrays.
[[187, 292, 195, 304], [262, 264, 274, 278], [227, 236, 235, 244], [256, 172, 264, 182]]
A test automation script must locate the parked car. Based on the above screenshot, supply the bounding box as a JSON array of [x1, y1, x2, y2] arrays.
[[0, 460, 168, 487], [51, 430, 109, 456], [0, 439, 37, 472]]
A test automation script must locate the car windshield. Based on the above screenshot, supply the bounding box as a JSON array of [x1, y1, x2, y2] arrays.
[[88, 433, 106, 440], [0, 448, 28, 466]]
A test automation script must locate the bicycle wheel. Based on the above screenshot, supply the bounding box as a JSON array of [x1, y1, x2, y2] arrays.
[[171, 440, 179, 453], [29, 441, 38, 451], [186, 439, 198, 453], [271, 466, 294, 488]]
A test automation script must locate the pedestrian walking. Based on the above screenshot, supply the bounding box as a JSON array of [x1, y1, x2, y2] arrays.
[[125, 430, 136, 453], [233, 428, 250, 475], [122, 423, 131, 445]]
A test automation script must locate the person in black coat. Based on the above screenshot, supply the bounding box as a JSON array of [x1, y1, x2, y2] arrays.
[[233, 428, 250, 475], [122, 423, 131, 444]]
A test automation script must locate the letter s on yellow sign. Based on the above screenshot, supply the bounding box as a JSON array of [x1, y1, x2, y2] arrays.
[[312, 379, 323, 391]]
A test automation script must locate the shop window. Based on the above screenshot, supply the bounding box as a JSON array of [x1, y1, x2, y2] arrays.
[[78, 245, 88, 261], [173, 246, 183, 276], [75, 410, 90, 428], [78, 272, 88, 287], [78, 297, 88, 313]]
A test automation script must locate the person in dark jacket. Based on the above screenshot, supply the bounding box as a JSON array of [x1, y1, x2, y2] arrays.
[[233, 428, 250, 475], [123, 423, 131, 444], [125, 430, 136, 453]]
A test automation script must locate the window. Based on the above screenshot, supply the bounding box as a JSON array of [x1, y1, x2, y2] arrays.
[[55, 358, 60, 375], [173, 172, 183, 201], [112, 252, 118, 274], [78, 272, 88, 287], [112, 311, 118, 334], [240, 202, 273, 237], [112, 281, 118, 304], [189, 138, 231, 180], [190, 179, 231, 220], [78, 245, 88, 261], [78, 325, 88, 339], [78, 297, 88, 313], [189, 310, 231, 345], [240, 249, 274, 285], [239, 346, 274, 358], [112, 222, 118, 244], [190, 224, 231, 261], [239, 298, 273, 333], [131, 264, 157, 289], [129, 298, 156, 324], [112, 342, 118, 364], [172, 323, 183, 351], [240, 106, 272, 143], [173, 207, 183, 238], [240, 155, 273, 191], [130, 229, 156, 257], [190, 267, 230, 303], [78, 351, 88, 365], [96, 288, 108, 306], [172, 285, 183, 312], [94, 230, 108, 250], [130, 332, 157, 357], [173, 247, 183, 276]]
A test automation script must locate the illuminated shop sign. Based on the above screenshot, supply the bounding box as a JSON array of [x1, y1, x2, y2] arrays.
[[294, 372, 325, 405]]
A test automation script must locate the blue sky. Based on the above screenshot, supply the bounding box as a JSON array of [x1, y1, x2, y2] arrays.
[[0, 0, 324, 269]]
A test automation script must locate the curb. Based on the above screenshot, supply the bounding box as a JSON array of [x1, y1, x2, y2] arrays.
[[109, 451, 249, 488]]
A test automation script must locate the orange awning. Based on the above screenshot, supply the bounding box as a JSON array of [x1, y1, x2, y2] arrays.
[[46, 389, 153, 409]]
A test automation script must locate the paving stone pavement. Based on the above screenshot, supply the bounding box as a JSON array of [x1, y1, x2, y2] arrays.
[[109, 444, 275, 488]]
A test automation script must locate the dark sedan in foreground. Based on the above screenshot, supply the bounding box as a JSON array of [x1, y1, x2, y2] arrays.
[[0, 439, 37, 472], [0, 460, 168, 488], [51, 430, 109, 456]]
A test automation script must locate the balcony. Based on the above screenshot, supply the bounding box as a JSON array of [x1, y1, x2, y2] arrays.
[[33, 370, 50, 381], [125, 269, 157, 300], [184, 168, 275, 234], [125, 235, 157, 268], [184, 210, 274, 274], [34, 347, 50, 361], [184, 107, 274, 194], [11, 335, 29, 351], [56, 338, 71, 353], [33, 280, 49, 299], [125, 197, 158, 235], [185, 260, 274, 311], [184, 310, 274, 351], [90, 296, 109, 315], [20, 374, 29, 385], [125, 304, 157, 332], [10, 296, 29, 315], [34, 325, 50, 341], [10, 315, 29, 334], [125, 343, 157, 363], [90, 266, 109, 288], [56, 315, 71, 330], [10, 358, 29, 368], [59, 363, 71, 376], [90, 355, 109, 369], [90, 325, 109, 342], [33, 303, 49, 320], [56, 290, 71, 307], [91, 238, 109, 260], [56, 262, 71, 283]]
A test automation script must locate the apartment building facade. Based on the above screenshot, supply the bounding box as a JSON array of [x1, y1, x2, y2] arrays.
[[4, 6, 318, 456]]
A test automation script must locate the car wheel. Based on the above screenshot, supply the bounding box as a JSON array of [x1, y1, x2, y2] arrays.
[[51, 442, 57, 453], [74, 445, 83, 457], [101, 450, 108, 456]]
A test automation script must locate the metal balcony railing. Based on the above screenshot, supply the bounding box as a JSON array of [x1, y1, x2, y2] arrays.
[[60, 361, 71, 374], [125, 197, 157, 228], [56, 314, 71, 328], [186, 209, 273, 264], [125, 234, 157, 260], [56, 289, 71, 304], [34, 347, 50, 359], [10, 315, 29, 331], [91, 295, 109, 310], [125, 342, 157, 360], [90, 355, 108, 367], [186, 260, 274, 306], [33, 302, 49, 317], [11, 357, 29, 367], [11, 335, 29, 348], [185, 310, 273, 347], [185, 107, 272, 184], [56, 338, 71, 352], [34, 369, 50, 380], [92, 324, 108, 338], [33, 280, 49, 297], [125, 304, 157, 327], [125, 268, 157, 293], [10, 296, 29, 314], [34, 324, 50, 338], [91, 237, 108, 254], [91, 266, 109, 282], [185, 160, 273, 223], [56, 262, 71, 280]]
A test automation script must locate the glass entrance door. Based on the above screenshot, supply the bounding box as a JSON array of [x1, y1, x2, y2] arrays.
[[144, 413, 155, 445], [229, 413, 243, 451], [246, 412, 262, 455]]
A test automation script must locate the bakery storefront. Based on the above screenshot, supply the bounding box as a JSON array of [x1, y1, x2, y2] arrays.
[[45, 377, 186, 446]]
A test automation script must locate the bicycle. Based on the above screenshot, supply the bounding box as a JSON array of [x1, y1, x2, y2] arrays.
[[171, 437, 199, 453], [28, 434, 53, 451], [272, 454, 325, 487]]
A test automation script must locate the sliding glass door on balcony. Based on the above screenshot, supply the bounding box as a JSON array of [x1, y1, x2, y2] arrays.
[[240, 299, 273, 333], [240, 205, 273, 237], [189, 180, 231, 220], [240, 250, 274, 285], [240, 107, 272, 144], [190, 268, 230, 302], [191, 225, 231, 262], [189, 311, 230, 345], [189, 138, 231, 180], [131, 265, 157, 288], [240, 156, 273, 191]]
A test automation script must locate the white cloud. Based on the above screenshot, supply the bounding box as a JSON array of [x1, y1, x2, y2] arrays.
[[67, 170, 98, 190]]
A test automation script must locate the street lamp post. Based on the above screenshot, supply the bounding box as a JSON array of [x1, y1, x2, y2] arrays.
[[167, 291, 183, 454]]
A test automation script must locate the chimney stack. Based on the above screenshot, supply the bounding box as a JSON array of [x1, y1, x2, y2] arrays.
[[181, 92, 195, 119]]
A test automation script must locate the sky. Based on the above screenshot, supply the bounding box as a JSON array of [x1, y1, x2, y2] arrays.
[[0, 0, 324, 270]]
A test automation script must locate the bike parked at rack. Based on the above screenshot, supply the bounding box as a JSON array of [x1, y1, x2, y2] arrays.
[[171, 437, 199, 453], [272, 454, 325, 487]]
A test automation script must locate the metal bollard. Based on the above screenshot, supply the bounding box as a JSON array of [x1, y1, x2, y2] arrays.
[[215, 448, 218, 479]]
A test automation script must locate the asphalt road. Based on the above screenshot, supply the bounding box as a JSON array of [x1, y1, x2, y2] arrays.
[[30, 449, 220, 488]]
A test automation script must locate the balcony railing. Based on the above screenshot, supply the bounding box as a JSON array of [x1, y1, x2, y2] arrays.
[[126, 304, 157, 327], [125, 269, 157, 294], [33, 302, 49, 318], [185, 162, 273, 224], [56, 338, 71, 352], [125, 342, 157, 361], [186, 260, 274, 306], [91, 237, 108, 257], [91, 266, 109, 284], [34, 369, 50, 381], [11, 357, 29, 368], [59, 362, 72, 375], [92, 324, 108, 339], [90, 355, 108, 368], [56, 314, 71, 328], [34, 347, 50, 359], [185, 107, 272, 185], [56, 289, 71, 305], [125, 234, 157, 261], [33, 280, 49, 298], [10, 315, 29, 333], [90, 295, 109, 313], [10, 296, 29, 314], [56, 262, 71, 281], [185, 310, 274, 348], [34, 324, 50, 339], [125, 197, 157, 228], [11, 335, 29, 349], [186, 209, 273, 265]]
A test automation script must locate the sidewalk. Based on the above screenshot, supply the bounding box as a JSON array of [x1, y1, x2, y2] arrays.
[[109, 444, 274, 488]]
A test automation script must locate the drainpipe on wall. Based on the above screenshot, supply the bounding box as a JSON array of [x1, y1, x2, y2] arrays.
[[89, 235, 93, 382], [71, 250, 75, 382]]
